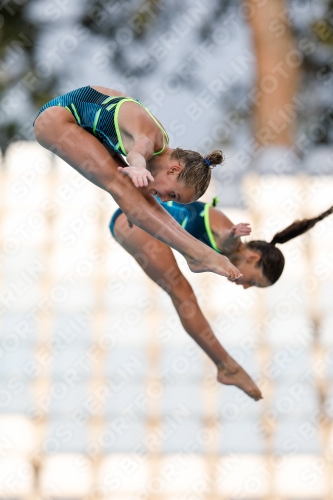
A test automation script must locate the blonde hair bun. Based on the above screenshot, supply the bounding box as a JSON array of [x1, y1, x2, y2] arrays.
[[171, 147, 225, 198], [204, 150, 224, 167]]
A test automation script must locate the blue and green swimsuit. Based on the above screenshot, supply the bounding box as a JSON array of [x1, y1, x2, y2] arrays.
[[35, 88, 219, 252], [34, 86, 169, 156], [110, 198, 222, 253]]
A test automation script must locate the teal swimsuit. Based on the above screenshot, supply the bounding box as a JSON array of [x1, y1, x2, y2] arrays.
[[110, 198, 222, 253], [34, 86, 169, 156]]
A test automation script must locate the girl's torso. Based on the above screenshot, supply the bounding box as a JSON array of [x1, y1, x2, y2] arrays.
[[110, 198, 227, 253], [158, 200, 235, 253], [34, 85, 169, 157], [91, 86, 168, 156]]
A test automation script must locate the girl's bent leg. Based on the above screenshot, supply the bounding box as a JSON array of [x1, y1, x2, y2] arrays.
[[34, 106, 124, 193], [34, 107, 241, 280], [114, 214, 262, 401]]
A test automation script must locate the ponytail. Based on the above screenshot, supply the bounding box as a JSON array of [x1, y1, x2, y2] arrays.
[[270, 205, 333, 245], [248, 205, 333, 285]]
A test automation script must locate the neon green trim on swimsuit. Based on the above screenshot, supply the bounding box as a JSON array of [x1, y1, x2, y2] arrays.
[[182, 216, 188, 228], [203, 203, 221, 253], [143, 105, 169, 155], [93, 108, 102, 135], [71, 103, 81, 124], [106, 103, 117, 112], [153, 139, 166, 155], [102, 96, 117, 105], [114, 98, 169, 156], [114, 98, 134, 155]]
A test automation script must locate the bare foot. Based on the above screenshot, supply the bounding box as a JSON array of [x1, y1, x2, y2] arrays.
[[216, 358, 262, 401], [187, 252, 242, 281]]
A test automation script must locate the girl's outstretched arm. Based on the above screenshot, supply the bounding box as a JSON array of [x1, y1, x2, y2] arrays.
[[113, 214, 262, 401], [209, 206, 252, 254], [217, 223, 252, 254]]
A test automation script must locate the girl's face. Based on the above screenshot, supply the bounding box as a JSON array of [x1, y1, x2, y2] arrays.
[[147, 170, 195, 204], [231, 260, 271, 289]]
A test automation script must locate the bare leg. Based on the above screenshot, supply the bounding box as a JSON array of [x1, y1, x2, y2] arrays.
[[113, 214, 262, 401], [34, 107, 241, 279]]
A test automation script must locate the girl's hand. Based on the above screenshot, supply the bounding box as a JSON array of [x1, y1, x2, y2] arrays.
[[230, 223, 252, 238], [118, 166, 154, 188]]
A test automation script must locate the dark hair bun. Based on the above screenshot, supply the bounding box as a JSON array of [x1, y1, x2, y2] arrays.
[[204, 149, 224, 167]]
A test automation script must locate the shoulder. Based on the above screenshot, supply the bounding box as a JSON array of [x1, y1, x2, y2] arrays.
[[209, 206, 234, 232]]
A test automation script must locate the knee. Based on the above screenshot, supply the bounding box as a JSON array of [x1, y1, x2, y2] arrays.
[[170, 282, 198, 321], [169, 278, 193, 305], [113, 215, 134, 242]]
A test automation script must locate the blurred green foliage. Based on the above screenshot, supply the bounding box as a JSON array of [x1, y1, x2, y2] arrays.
[[0, 0, 332, 151]]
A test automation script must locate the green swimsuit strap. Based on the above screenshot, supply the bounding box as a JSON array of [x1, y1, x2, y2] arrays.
[[203, 198, 221, 253], [141, 105, 169, 155], [114, 98, 169, 156]]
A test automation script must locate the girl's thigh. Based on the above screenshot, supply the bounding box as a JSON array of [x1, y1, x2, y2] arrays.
[[113, 212, 184, 287], [34, 106, 125, 192]]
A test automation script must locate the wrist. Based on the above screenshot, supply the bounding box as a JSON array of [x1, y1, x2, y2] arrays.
[[127, 153, 146, 169]]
